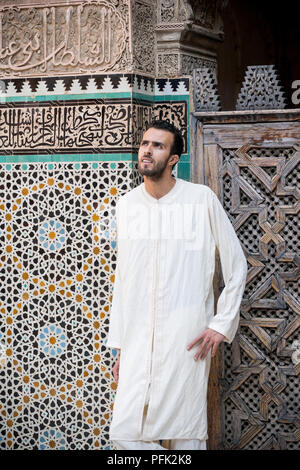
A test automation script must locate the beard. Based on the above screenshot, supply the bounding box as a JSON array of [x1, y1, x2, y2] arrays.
[[138, 154, 172, 180]]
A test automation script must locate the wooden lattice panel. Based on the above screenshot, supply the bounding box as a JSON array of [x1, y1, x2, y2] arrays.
[[201, 119, 300, 450], [222, 145, 299, 449]]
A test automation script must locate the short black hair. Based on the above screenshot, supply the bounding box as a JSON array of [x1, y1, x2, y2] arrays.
[[146, 119, 184, 167]]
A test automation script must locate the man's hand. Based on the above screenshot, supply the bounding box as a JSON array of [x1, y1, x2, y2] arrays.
[[112, 354, 120, 383], [187, 328, 225, 360]]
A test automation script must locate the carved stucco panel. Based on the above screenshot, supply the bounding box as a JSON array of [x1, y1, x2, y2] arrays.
[[187, 0, 218, 29], [131, 0, 156, 74], [155, 0, 222, 78], [157, 51, 217, 78], [157, 0, 224, 34], [180, 54, 217, 76], [157, 53, 180, 77], [157, 0, 194, 24], [0, 1, 130, 77]]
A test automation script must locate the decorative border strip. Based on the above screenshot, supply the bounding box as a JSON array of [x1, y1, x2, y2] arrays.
[[0, 74, 190, 100], [0, 73, 191, 180], [0, 98, 188, 155]]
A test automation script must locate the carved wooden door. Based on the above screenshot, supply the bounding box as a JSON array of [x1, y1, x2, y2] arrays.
[[194, 113, 300, 450]]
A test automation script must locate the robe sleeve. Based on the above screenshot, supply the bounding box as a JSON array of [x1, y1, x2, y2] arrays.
[[106, 200, 123, 349], [207, 190, 248, 344]]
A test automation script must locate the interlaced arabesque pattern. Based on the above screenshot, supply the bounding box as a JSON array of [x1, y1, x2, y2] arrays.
[[0, 161, 137, 450], [220, 146, 299, 450]]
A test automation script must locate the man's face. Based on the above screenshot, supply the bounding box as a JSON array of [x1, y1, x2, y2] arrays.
[[138, 127, 178, 179]]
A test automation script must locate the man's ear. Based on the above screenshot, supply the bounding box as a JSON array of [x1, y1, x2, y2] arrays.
[[169, 154, 179, 166]]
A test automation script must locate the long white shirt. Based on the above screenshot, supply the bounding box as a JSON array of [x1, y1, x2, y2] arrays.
[[107, 178, 248, 441]]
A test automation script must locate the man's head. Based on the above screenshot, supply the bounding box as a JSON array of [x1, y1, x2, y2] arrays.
[[138, 120, 184, 180]]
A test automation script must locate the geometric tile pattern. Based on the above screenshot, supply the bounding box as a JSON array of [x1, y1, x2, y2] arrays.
[[0, 72, 190, 450], [0, 161, 137, 449]]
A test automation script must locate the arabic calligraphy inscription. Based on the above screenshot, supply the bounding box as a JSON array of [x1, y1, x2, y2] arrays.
[[0, 1, 129, 77], [0, 99, 188, 154]]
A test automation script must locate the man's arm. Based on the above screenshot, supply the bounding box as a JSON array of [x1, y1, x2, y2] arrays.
[[187, 190, 248, 360], [112, 349, 121, 383]]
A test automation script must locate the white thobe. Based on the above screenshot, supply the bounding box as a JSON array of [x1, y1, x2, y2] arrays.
[[107, 178, 247, 441]]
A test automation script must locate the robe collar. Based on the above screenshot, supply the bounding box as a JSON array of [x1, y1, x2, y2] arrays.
[[141, 178, 184, 204]]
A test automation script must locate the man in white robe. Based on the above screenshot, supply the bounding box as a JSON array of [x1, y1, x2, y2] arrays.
[[106, 120, 248, 450]]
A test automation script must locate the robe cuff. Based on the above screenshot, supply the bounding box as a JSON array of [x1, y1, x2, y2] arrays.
[[106, 339, 121, 349], [206, 322, 233, 344]]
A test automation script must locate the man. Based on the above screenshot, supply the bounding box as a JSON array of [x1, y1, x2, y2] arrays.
[[106, 120, 248, 450]]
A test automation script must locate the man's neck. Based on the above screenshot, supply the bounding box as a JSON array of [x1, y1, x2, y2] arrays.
[[144, 174, 176, 200]]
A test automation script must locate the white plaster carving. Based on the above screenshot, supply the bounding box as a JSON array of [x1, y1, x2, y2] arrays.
[[156, 0, 222, 78], [193, 67, 220, 111], [0, 1, 130, 77], [131, 0, 156, 74], [181, 54, 217, 77], [157, 53, 180, 77], [236, 65, 286, 110]]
